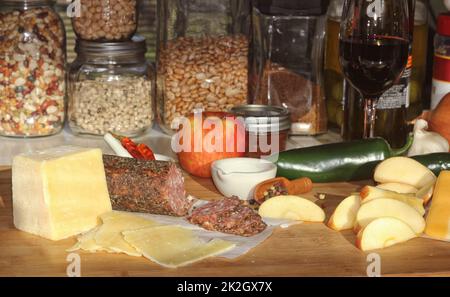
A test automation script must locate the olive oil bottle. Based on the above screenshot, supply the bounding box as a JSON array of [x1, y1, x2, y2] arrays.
[[324, 0, 345, 129]]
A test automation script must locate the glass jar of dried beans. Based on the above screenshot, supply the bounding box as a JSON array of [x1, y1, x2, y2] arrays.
[[156, 0, 252, 134], [0, 0, 66, 137], [72, 0, 138, 41], [68, 36, 154, 137]]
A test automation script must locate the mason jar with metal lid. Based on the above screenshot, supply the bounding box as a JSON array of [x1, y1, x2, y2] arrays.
[[68, 36, 154, 136], [0, 0, 66, 137], [231, 105, 291, 158]]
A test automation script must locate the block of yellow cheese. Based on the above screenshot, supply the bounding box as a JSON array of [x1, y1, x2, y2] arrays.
[[425, 171, 450, 241], [12, 146, 112, 241]]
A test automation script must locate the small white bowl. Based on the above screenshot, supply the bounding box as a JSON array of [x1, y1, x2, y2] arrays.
[[211, 158, 277, 200]]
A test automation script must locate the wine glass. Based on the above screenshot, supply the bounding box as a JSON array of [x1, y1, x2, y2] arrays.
[[339, 0, 411, 138]]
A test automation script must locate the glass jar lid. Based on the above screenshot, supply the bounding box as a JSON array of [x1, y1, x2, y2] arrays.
[[231, 105, 291, 133], [1, 0, 53, 7], [75, 35, 147, 59]]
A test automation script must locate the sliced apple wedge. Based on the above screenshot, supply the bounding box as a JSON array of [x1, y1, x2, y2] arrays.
[[258, 195, 325, 222], [360, 186, 425, 216], [327, 195, 361, 231], [356, 217, 417, 251], [376, 183, 418, 194], [416, 182, 435, 206], [374, 157, 437, 189], [355, 198, 426, 234]]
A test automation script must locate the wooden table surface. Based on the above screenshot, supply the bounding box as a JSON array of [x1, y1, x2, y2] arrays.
[[1, 166, 449, 277]]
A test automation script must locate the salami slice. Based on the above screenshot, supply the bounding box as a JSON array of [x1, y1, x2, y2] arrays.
[[188, 197, 267, 237]]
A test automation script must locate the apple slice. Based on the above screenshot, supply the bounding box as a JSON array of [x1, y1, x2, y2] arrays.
[[360, 186, 425, 216], [356, 217, 417, 251], [416, 182, 435, 206], [258, 195, 325, 222], [376, 183, 418, 194], [374, 157, 437, 189], [355, 198, 426, 234], [327, 195, 361, 231]]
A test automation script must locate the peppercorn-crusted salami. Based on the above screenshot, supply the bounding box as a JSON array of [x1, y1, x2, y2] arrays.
[[103, 155, 194, 217], [188, 197, 267, 237]]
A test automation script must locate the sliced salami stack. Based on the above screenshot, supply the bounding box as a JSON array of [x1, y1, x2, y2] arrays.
[[188, 197, 267, 237], [103, 155, 194, 217]]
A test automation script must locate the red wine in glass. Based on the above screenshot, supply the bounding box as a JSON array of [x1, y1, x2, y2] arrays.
[[340, 36, 409, 98], [339, 0, 411, 138]]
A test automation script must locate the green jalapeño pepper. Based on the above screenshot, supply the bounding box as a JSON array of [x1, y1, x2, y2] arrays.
[[272, 136, 414, 183], [412, 153, 450, 176]]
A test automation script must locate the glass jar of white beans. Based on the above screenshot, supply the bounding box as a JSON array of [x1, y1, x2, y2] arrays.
[[68, 36, 154, 137]]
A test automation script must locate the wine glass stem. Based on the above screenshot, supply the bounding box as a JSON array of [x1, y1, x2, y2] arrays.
[[364, 98, 378, 138]]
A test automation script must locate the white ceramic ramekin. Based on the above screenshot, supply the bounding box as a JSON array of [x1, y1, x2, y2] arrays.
[[211, 158, 277, 200]]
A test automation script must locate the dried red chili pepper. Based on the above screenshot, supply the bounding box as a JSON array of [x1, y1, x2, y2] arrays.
[[120, 137, 143, 159], [111, 133, 156, 161], [137, 143, 156, 161]]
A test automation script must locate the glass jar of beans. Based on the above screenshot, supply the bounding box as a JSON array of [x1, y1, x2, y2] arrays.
[[71, 0, 138, 41], [0, 0, 66, 137], [156, 0, 251, 134], [68, 36, 154, 137]]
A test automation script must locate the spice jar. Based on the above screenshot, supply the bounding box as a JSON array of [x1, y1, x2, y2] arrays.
[[250, 1, 328, 136], [231, 105, 290, 159], [156, 0, 251, 134], [71, 0, 138, 41], [68, 36, 154, 136], [0, 0, 66, 137]]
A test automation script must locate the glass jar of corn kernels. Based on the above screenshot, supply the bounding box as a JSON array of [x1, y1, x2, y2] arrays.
[[0, 0, 66, 137]]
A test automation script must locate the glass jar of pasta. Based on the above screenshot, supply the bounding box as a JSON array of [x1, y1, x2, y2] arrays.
[[0, 0, 66, 137], [156, 0, 251, 134], [68, 36, 154, 137]]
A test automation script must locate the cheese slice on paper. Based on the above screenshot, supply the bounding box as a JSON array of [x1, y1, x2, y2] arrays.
[[12, 146, 112, 241], [95, 211, 160, 257], [425, 171, 450, 241], [123, 226, 236, 268], [66, 227, 114, 253]]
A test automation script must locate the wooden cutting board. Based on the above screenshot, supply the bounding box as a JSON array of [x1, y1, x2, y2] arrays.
[[0, 167, 449, 277]]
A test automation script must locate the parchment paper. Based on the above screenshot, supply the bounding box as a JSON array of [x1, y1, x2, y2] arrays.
[[135, 207, 300, 260]]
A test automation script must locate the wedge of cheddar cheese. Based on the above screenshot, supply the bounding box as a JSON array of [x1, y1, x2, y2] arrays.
[[425, 171, 450, 241], [12, 146, 112, 241]]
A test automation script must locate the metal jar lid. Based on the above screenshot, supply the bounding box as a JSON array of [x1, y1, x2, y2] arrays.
[[75, 35, 147, 58], [230, 105, 291, 133]]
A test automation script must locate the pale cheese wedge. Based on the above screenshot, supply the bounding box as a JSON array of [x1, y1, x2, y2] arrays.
[[123, 226, 235, 268], [12, 146, 112, 241], [94, 211, 160, 257], [425, 171, 450, 241]]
